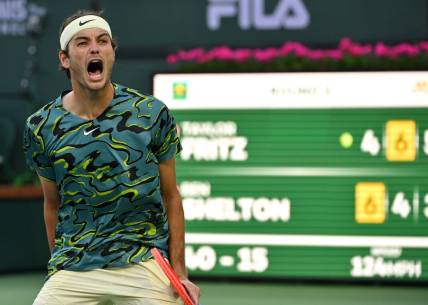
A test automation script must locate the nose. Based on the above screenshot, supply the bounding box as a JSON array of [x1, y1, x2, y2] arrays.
[[89, 40, 100, 54]]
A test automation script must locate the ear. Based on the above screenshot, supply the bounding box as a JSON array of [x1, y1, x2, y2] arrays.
[[59, 50, 70, 69]]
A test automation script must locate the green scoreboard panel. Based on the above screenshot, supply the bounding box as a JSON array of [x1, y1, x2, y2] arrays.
[[153, 72, 428, 282]]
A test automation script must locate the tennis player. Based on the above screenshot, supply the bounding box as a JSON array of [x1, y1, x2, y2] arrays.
[[24, 9, 200, 305]]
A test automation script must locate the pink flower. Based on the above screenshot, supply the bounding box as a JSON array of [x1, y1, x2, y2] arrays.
[[254, 48, 278, 62], [196, 54, 212, 64], [339, 38, 371, 56], [165, 38, 427, 66], [339, 37, 354, 51], [233, 48, 252, 62], [209, 46, 234, 60], [176, 48, 205, 61], [166, 54, 179, 64], [418, 41, 428, 52], [375, 43, 391, 57], [324, 49, 343, 60], [348, 45, 372, 56], [306, 49, 324, 60], [291, 42, 309, 57], [279, 42, 299, 56], [391, 43, 420, 57]]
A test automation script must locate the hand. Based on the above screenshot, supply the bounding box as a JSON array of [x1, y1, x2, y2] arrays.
[[175, 278, 200, 305]]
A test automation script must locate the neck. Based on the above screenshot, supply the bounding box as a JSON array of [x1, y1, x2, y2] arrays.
[[64, 80, 114, 120]]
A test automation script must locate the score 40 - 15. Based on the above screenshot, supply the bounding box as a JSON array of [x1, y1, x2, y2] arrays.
[[185, 246, 269, 273]]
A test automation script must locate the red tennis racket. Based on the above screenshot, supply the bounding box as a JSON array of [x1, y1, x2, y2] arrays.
[[151, 248, 197, 305]]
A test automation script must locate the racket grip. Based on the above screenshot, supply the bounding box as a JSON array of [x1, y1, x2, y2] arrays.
[[151, 248, 198, 305]]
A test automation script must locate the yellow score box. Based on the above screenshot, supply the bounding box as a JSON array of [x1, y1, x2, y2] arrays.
[[386, 120, 416, 162], [355, 182, 386, 224]]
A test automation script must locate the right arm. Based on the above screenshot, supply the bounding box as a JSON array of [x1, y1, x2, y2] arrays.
[[38, 176, 60, 252], [23, 122, 59, 252]]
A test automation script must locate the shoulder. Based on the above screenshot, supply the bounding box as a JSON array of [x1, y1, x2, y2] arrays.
[[25, 98, 60, 133], [115, 83, 169, 114]]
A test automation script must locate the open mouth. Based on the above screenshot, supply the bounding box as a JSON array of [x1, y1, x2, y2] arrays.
[[87, 59, 103, 80]]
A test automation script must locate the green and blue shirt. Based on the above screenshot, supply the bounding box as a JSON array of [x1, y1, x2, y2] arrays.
[[23, 83, 181, 277]]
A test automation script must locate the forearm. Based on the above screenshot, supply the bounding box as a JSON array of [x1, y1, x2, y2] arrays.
[[158, 152, 200, 303], [44, 201, 59, 251], [38, 176, 60, 252], [164, 193, 188, 278]]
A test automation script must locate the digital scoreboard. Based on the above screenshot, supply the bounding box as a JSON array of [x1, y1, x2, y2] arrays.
[[153, 72, 428, 281]]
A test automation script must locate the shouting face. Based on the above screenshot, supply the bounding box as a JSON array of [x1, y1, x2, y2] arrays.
[[59, 27, 115, 92]]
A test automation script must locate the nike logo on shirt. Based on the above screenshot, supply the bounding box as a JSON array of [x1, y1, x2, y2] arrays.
[[79, 19, 96, 26], [84, 127, 99, 136]]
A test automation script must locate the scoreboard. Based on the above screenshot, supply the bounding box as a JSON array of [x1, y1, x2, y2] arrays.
[[153, 72, 428, 281]]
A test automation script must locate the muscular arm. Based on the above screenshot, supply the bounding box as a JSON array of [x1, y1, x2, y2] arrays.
[[159, 157, 200, 304], [159, 158, 186, 277], [38, 176, 60, 252]]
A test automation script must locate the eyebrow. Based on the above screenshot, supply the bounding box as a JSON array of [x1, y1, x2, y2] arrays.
[[73, 32, 110, 42]]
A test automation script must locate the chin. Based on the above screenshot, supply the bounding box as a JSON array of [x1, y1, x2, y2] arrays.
[[86, 79, 109, 91]]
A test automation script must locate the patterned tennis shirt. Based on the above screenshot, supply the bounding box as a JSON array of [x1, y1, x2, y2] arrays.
[[24, 83, 181, 278]]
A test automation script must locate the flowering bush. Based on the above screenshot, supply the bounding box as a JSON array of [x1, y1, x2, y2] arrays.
[[166, 38, 428, 72]]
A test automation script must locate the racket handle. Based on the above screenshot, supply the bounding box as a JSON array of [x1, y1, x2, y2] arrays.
[[151, 248, 198, 305]]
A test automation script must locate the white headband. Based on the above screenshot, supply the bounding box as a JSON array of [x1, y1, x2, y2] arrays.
[[60, 15, 112, 50]]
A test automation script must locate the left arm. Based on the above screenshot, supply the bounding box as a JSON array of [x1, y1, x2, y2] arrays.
[[159, 157, 186, 277], [159, 157, 200, 304]]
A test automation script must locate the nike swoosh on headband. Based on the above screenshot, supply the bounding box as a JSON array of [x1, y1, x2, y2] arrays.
[[79, 19, 96, 26], [60, 15, 112, 50]]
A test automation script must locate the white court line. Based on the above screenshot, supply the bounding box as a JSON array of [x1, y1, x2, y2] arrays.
[[179, 167, 425, 177], [186, 233, 428, 248]]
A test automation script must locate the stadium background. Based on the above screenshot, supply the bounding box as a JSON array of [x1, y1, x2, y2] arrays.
[[1, 0, 427, 304]]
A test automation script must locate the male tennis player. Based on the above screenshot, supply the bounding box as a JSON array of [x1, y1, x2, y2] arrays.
[[24, 10, 200, 305]]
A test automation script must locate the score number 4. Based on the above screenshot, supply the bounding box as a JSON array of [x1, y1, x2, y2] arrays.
[[361, 130, 381, 156], [391, 192, 411, 219], [391, 192, 428, 219]]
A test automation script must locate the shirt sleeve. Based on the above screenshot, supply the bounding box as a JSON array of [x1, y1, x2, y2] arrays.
[[151, 103, 182, 162], [23, 124, 56, 181]]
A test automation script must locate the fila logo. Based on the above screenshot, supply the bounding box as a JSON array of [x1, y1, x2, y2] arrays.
[[207, 0, 310, 31]]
